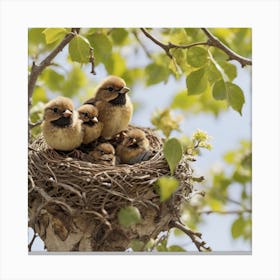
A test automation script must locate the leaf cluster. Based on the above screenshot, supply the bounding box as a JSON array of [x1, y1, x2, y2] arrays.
[[151, 28, 250, 115]]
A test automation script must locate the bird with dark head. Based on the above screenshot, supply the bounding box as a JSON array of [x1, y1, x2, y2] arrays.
[[84, 76, 133, 139], [77, 104, 103, 144], [41, 96, 83, 151], [116, 128, 151, 164], [89, 143, 116, 166]]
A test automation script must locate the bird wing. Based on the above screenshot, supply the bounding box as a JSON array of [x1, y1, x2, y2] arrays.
[[127, 150, 152, 164], [84, 97, 97, 105]]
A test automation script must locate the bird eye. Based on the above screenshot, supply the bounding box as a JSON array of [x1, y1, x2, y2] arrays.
[[53, 107, 58, 113], [84, 112, 89, 117], [100, 150, 105, 155], [107, 87, 114, 92]]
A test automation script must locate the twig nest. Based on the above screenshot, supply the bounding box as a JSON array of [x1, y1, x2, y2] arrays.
[[28, 125, 193, 251]]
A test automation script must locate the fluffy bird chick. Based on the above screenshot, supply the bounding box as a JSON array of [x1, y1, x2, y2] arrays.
[[89, 143, 116, 166], [84, 76, 133, 139], [116, 129, 151, 164], [77, 104, 103, 144], [42, 96, 83, 151]]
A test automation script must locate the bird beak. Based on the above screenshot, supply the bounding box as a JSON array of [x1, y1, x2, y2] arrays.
[[119, 86, 130, 94], [63, 109, 72, 118], [102, 154, 114, 161], [92, 116, 98, 123]]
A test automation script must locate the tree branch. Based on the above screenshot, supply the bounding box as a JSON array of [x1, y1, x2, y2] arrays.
[[28, 28, 80, 117], [28, 120, 43, 130], [133, 30, 152, 59], [201, 28, 252, 67], [140, 28, 252, 67], [89, 47, 96, 75], [28, 231, 38, 252], [169, 221, 211, 252], [226, 197, 246, 206], [140, 28, 208, 59], [199, 209, 252, 215], [140, 28, 173, 58]]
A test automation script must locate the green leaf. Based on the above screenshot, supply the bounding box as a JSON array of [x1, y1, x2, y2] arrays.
[[223, 151, 236, 164], [187, 46, 208, 67], [171, 87, 227, 116], [32, 86, 48, 105], [87, 33, 112, 65], [168, 245, 186, 252], [163, 138, 183, 175], [172, 48, 186, 65], [156, 238, 168, 252], [129, 239, 144, 251], [212, 172, 231, 192], [171, 48, 189, 73], [171, 90, 189, 110], [211, 46, 229, 61], [226, 82, 245, 115], [145, 63, 169, 85], [29, 28, 63, 56], [187, 67, 208, 95], [156, 176, 179, 202], [208, 51, 229, 82], [243, 217, 252, 240], [122, 68, 144, 86], [233, 168, 251, 184], [29, 28, 45, 44], [212, 79, 226, 100], [184, 28, 204, 42], [28, 28, 46, 56], [207, 61, 222, 85], [168, 58, 179, 79], [168, 28, 188, 45], [69, 34, 91, 63], [110, 28, 128, 45], [219, 61, 237, 81], [241, 152, 252, 169], [231, 216, 245, 239], [104, 52, 126, 76], [208, 198, 223, 211], [61, 65, 87, 97], [117, 206, 142, 228], [41, 68, 64, 92], [42, 28, 67, 44]]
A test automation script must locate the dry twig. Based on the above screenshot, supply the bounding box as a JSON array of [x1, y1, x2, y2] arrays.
[[89, 47, 96, 74], [201, 28, 252, 67], [170, 220, 211, 252], [199, 209, 251, 215], [28, 231, 38, 252], [140, 28, 207, 59]]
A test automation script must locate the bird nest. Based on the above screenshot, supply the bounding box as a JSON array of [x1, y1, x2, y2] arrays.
[[28, 125, 193, 252]]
